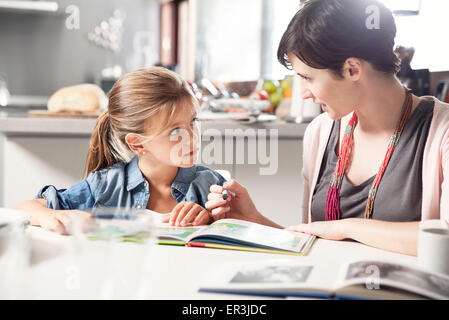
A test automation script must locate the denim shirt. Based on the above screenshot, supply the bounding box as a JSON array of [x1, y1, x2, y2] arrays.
[[36, 156, 226, 211]]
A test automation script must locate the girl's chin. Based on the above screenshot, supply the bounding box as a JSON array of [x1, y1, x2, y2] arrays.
[[175, 156, 197, 167], [177, 162, 195, 168]]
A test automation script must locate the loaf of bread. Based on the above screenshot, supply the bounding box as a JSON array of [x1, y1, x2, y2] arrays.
[[47, 84, 108, 113]]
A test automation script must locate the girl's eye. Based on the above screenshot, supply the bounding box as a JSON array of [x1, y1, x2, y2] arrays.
[[191, 117, 199, 126], [169, 118, 199, 136], [301, 75, 310, 81], [169, 128, 181, 136]]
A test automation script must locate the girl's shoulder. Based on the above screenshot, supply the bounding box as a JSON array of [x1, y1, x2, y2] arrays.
[[84, 160, 130, 191], [85, 161, 127, 180], [189, 165, 228, 185]]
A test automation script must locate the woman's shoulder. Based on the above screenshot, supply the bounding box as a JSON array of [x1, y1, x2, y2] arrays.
[[304, 113, 333, 139], [421, 96, 449, 142], [422, 96, 449, 121], [302, 113, 334, 158]]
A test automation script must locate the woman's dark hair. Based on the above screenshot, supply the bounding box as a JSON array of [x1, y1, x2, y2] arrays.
[[278, 0, 401, 76]]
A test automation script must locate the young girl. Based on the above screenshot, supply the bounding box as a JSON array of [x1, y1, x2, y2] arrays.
[[16, 67, 226, 234]]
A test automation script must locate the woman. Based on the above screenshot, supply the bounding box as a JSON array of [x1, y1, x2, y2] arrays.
[[206, 0, 449, 256]]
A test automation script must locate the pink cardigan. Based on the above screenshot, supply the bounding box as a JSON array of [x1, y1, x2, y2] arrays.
[[301, 96, 449, 225]]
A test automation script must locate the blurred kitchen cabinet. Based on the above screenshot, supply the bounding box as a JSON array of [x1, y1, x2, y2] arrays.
[[1, 136, 90, 208]]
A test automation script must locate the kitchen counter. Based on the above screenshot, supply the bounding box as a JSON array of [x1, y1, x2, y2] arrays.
[[0, 113, 309, 138]]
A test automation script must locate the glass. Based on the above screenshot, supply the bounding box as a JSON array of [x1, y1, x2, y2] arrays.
[[66, 207, 158, 299], [0, 209, 31, 299]]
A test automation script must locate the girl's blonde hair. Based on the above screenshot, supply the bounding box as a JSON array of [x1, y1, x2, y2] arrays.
[[83, 67, 198, 178]]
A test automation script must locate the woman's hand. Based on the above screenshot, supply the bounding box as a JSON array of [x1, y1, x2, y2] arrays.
[[205, 179, 262, 223], [37, 209, 94, 235], [169, 201, 212, 227], [286, 220, 349, 241]]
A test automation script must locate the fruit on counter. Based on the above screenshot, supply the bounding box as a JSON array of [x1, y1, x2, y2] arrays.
[[269, 90, 283, 108], [281, 77, 293, 98], [262, 80, 278, 94], [280, 77, 292, 91], [249, 89, 270, 100]]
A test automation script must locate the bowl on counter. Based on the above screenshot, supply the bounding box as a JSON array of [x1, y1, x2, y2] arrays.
[[222, 81, 258, 97]]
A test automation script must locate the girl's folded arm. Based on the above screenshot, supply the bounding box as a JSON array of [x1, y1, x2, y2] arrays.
[[16, 198, 53, 226], [15, 175, 98, 232]]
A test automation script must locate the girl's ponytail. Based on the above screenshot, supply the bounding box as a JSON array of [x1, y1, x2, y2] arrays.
[[83, 111, 121, 178]]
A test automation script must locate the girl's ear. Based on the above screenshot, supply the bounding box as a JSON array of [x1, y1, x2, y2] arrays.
[[125, 133, 145, 155], [342, 58, 363, 81]]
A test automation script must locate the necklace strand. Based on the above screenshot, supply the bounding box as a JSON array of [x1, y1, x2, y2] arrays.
[[325, 87, 413, 221]]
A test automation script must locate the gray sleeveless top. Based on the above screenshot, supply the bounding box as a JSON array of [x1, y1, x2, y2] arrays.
[[311, 99, 435, 222]]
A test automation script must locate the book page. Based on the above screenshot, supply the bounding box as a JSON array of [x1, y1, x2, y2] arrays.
[[199, 260, 338, 298], [157, 224, 204, 242], [190, 219, 314, 253], [336, 260, 449, 300]]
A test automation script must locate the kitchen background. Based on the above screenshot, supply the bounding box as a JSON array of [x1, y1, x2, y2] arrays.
[[1, 0, 449, 226]]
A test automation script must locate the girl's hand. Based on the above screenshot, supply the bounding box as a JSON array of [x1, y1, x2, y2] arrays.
[[37, 210, 93, 235], [205, 179, 262, 223], [286, 220, 349, 241], [169, 201, 212, 227]]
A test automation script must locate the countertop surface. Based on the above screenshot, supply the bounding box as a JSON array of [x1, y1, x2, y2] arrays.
[[2, 225, 418, 300], [0, 111, 309, 138]]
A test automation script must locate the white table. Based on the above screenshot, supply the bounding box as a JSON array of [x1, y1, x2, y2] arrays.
[[1, 226, 417, 300]]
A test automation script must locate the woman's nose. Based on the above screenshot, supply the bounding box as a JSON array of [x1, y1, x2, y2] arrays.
[[301, 89, 313, 100]]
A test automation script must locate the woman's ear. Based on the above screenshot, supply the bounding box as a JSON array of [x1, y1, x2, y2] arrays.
[[342, 58, 363, 81], [125, 133, 145, 155]]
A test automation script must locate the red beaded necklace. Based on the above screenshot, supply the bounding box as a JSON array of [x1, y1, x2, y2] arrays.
[[325, 87, 413, 220]]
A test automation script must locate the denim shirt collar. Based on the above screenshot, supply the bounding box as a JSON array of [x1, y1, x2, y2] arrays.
[[126, 156, 197, 196], [126, 156, 146, 191], [172, 166, 198, 196]]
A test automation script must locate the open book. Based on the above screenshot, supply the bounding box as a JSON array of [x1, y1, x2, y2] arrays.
[[199, 259, 449, 300], [87, 218, 316, 256], [156, 219, 315, 255]]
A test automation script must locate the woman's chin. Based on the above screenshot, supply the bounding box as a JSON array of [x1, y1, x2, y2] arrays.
[[323, 107, 347, 121]]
